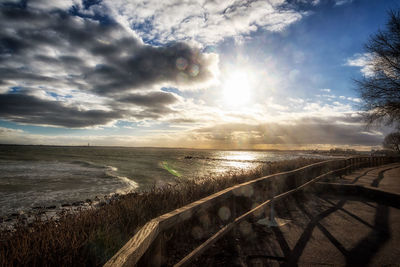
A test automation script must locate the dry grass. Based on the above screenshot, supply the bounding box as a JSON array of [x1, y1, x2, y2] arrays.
[[0, 157, 323, 267]]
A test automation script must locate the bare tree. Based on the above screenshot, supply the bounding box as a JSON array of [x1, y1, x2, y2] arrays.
[[383, 131, 400, 152], [355, 10, 400, 127]]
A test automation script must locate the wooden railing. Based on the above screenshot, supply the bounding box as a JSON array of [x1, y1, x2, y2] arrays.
[[104, 156, 397, 267]]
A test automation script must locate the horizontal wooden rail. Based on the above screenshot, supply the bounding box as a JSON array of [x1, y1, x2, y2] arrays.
[[174, 164, 353, 266], [104, 156, 397, 267]]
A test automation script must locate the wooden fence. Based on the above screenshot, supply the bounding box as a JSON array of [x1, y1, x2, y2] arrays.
[[104, 156, 397, 267]]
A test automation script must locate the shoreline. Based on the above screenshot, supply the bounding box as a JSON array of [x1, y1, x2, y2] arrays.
[[1, 157, 325, 267], [0, 153, 342, 230], [0, 191, 126, 230]]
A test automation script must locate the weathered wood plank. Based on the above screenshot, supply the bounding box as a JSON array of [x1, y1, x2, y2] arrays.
[[104, 219, 160, 267]]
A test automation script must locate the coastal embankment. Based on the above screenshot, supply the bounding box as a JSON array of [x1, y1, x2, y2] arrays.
[[0, 157, 323, 266]]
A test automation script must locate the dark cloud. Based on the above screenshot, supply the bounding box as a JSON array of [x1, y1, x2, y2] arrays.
[[118, 92, 178, 106], [0, 5, 216, 94], [0, 68, 57, 83], [194, 116, 386, 146], [0, 93, 122, 127], [34, 55, 84, 66], [0, 91, 179, 127], [86, 42, 215, 94], [0, 4, 216, 127]]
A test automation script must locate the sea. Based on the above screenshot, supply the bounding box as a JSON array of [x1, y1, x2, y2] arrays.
[[0, 145, 328, 217]]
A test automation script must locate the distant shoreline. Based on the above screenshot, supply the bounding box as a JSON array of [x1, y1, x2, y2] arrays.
[[0, 143, 371, 153]]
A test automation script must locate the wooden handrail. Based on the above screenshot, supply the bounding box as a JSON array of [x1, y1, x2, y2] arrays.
[[106, 219, 160, 266], [104, 156, 395, 267], [174, 164, 353, 266]]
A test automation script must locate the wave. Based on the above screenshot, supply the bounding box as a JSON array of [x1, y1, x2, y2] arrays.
[[105, 166, 138, 190], [106, 165, 118, 172], [69, 162, 138, 190], [115, 175, 138, 189]]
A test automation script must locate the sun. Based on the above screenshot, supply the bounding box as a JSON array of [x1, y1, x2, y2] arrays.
[[222, 71, 252, 106]]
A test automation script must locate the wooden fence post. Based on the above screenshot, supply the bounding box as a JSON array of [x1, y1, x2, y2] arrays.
[[347, 158, 351, 174], [349, 158, 354, 173], [137, 232, 165, 267]]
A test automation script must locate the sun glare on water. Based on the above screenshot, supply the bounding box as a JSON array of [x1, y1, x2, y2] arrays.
[[222, 71, 252, 106]]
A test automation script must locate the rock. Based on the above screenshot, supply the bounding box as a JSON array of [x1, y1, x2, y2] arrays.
[[110, 194, 120, 201], [32, 206, 43, 210], [72, 201, 84, 206], [85, 199, 92, 203], [61, 203, 71, 207], [46, 206, 56, 209], [11, 213, 19, 217]]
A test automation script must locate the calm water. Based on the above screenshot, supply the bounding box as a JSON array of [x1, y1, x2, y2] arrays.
[[0, 145, 326, 216]]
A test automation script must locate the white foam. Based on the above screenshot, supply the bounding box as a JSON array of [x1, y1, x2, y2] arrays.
[[116, 175, 138, 189], [106, 165, 138, 190], [106, 166, 118, 172]]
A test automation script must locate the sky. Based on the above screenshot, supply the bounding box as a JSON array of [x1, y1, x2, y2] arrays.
[[0, 0, 399, 150]]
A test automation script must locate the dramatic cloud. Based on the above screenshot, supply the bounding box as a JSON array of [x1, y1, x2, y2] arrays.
[[0, 3, 218, 127], [0, 5, 218, 93], [88, 43, 218, 95], [0, 0, 385, 150], [0, 93, 123, 127], [192, 115, 385, 147], [96, 0, 304, 44]]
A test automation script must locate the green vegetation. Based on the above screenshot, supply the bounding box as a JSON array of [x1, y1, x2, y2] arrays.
[[0, 157, 323, 267]]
